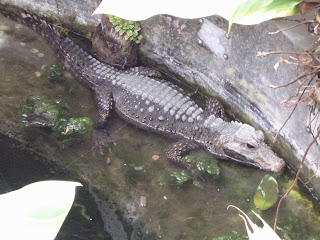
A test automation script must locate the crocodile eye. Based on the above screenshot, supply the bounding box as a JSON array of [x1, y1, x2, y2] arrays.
[[246, 143, 256, 149]]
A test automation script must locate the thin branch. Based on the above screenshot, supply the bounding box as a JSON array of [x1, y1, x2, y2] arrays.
[[277, 58, 320, 68], [257, 50, 320, 58], [307, 108, 320, 133], [268, 70, 316, 89], [269, 20, 315, 35], [274, 77, 315, 141], [274, 104, 299, 141], [281, 77, 311, 107], [273, 127, 320, 231]]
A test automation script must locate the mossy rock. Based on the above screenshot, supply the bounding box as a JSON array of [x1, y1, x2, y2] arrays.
[[19, 95, 69, 127], [183, 155, 220, 178], [52, 117, 93, 136], [170, 170, 192, 185]]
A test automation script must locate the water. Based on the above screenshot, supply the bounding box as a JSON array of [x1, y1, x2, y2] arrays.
[[1, 13, 320, 239]]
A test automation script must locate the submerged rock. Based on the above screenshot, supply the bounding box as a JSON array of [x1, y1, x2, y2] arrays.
[[183, 155, 220, 177], [53, 117, 93, 136], [19, 95, 69, 127], [19, 95, 93, 138]]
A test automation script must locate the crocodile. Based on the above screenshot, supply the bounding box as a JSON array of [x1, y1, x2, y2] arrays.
[[4, 11, 285, 172]]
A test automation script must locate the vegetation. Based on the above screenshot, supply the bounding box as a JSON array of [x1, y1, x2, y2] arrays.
[[108, 15, 143, 43], [18, 95, 93, 138], [212, 231, 248, 240]]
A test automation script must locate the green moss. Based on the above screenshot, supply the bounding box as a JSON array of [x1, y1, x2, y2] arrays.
[[157, 175, 165, 187], [124, 163, 147, 185], [183, 155, 220, 178], [19, 95, 69, 127], [44, 64, 65, 83], [212, 231, 248, 240], [277, 215, 309, 240], [53, 117, 93, 136], [170, 170, 192, 185]]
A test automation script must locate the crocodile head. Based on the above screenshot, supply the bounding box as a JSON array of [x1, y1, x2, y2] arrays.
[[203, 120, 285, 172]]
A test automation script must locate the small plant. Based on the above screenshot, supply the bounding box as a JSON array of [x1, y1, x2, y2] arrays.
[[108, 15, 143, 44]]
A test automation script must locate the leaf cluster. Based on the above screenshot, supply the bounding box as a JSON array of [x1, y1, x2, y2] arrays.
[[108, 15, 143, 44]]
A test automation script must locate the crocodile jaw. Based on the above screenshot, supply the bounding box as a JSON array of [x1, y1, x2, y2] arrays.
[[222, 141, 285, 172], [202, 121, 285, 172]]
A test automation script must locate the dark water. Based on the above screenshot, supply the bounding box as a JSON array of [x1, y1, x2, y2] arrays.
[[1, 13, 320, 240], [0, 133, 112, 239]]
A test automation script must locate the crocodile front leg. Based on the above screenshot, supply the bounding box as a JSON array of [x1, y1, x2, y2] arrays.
[[205, 98, 226, 120], [165, 140, 200, 170], [94, 88, 113, 128], [92, 88, 113, 152]]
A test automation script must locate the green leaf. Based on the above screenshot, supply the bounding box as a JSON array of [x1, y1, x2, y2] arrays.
[[124, 34, 130, 40], [226, 0, 273, 32], [0, 181, 82, 240], [254, 175, 279, 210], [115, 25, 121, 32], [119, 29, 126, 35], [237, 0, 300, 24], [126, 30, 133, 36], [134, 26, 141, 32]]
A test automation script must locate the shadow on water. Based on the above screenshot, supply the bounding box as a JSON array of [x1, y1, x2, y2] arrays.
[[1, 11, 320, 240]]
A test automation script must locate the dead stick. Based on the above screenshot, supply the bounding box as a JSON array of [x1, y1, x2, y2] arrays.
[[268, 70, 316, 89], [257, 51, 320, 57], [273, 127, 320, 231], [274, 77, 315, 141], [269, 20, 315, 35]]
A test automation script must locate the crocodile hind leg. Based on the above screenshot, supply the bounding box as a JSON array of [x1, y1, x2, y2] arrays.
[[92, 89, 113, 152], [205, 98, 227, 120], [165, 140, 200, 170]]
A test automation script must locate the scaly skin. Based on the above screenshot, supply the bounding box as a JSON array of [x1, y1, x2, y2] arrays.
[[4, 11, 285, 172]]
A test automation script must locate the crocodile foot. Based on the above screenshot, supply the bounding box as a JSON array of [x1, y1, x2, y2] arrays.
[[165, 140, 200, 170], [92, 129, 113, 154]]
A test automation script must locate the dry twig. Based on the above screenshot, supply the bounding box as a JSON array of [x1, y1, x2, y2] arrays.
[[269, 20, 315, 35], [273, 127, 320, 231]]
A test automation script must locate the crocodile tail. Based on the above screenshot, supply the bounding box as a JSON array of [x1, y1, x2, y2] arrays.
[[3, 11, 105, 89], [3, 12, 62, 48]]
